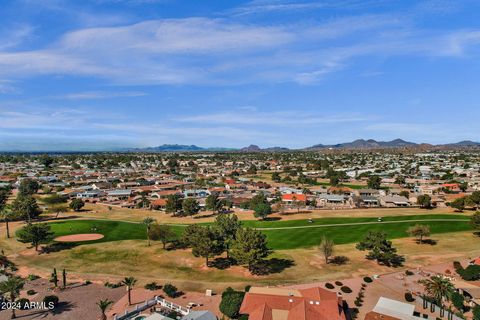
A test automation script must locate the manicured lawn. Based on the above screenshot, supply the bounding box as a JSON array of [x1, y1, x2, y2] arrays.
[[44, 214, 473, 250]]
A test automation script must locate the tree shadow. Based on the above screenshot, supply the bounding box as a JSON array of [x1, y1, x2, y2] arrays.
[[473, 232, 480, 237], [330, 256, 349, 265], [262, 217, 282, 221], [49, 301, 75, 315], [249, 258, 295, 275], [41, 242, 77, 254], [418, 239, 438, 246], [210, 257, 235, 270]]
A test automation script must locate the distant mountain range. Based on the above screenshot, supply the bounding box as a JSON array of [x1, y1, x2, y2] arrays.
[[130, 140, 480, 152], [130, 144, 236, 152]]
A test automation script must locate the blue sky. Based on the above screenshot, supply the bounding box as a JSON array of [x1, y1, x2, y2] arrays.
[[1, 0, 480, 151]]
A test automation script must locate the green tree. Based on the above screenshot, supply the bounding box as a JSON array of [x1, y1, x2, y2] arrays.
[[367, 176, 382, 189], [206, 193, 223, 213], [12, 195, 41, 223], [230, 228, 270, 270], [69, 198, 85, 212], [48, 204, 69, 219], [149, 224, 176, 249], [450, 198, 465, 212], [50, 268, 58, 288], [122, 277, 137, 305], [471, 212, 480, 232], [62, 269, 67, 289], [271, 172, 281, 182], [473, 304, 480, 320], [0, 188, 10, 211], [182, 197, 200, 216], [0, 276, 25, 319], [214, 214, 242, 258], [319, 235, 335, 264], [248, 193, 268, 210], [417, 194, 432, 209], [40, 155, 54, 169], [0, 206, 15, 238], [17, 223, 54, 252], [253, 203, 272, 220], [356, 231, 404, 266], [395, 175, 406, 186], [420, 275, 455, 305], [219, 287, 245, 319], [96, 298, 113, 320], [165, 194, 183, 214], [18, 179, 40, 196], [399, 190, 410, 198], [451, 291, 465, 312], [407, 224, 431, 243], [189, 227, 223, 266], [143, 217, 156, 246], [163, 283, 178, 298]]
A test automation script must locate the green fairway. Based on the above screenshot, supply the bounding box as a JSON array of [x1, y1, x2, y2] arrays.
[[43, 214, 474, 250]]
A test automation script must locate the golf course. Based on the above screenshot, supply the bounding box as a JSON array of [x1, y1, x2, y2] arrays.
[[45, 214, 474, 250]]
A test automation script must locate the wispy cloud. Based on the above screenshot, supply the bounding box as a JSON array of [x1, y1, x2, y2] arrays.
[[175, 110, 372, 126], [0, 13, 480, 86], [56, 91, 147, 100]]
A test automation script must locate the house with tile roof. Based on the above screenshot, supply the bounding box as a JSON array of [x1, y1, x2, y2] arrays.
[[239, 286, 346, 320]]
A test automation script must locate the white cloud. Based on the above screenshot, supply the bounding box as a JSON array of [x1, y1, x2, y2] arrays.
[[57, 91, 147, 100], [176, 110, 372, 126], [0, 13, 479, 86]]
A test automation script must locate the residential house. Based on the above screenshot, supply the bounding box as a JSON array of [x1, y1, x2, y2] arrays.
[[379, 195, 410, 207], [239, 286, 347, 320]]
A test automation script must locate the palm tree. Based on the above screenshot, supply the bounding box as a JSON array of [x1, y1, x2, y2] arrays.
[[96, 298, 113, 320], [143, 217, 156, 246], [122, 276, 137, 305], [0, 206, 14, 238], [420, 275, 455, 305], [0, 276, 25, 319]]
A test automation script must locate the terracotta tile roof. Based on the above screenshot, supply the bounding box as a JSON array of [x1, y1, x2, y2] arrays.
[[281, 194, 307, 202], [240, 287, 346, 320], [151, 199, 167, 206]]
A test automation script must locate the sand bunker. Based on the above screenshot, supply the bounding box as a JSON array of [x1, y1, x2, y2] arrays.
[[54, 233, 104, 242]]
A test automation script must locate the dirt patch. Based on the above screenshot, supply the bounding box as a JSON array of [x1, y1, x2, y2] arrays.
[[54, 233, 104, 242]]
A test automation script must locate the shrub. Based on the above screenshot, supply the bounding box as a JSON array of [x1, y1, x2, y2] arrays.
[[458, 265, 480, 281], [26, 289, 36, 296], [17, 298, 31, 310], [220, 288, 245, 319], [43, 295, 59, 308], [84, 280, 92, 285], [325, 283, 335, 289], [145, 282, 161, 291], [238, 315, 249, 320], [244, 285, 251, 292], [104, 281, 122, 288], [335, 281, 343, 286], [405, 270, 414, 276], [451, 291, 465, 311], [340, 286, 352, 293], [163, 283, 178, 298], [27, 274, 40, 281], [473, 305, 480, 320], [330, 256, 349, 265], [363, 276, 373, 283], [354, 299, 362, 307], [405, 292, 415, 302]]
